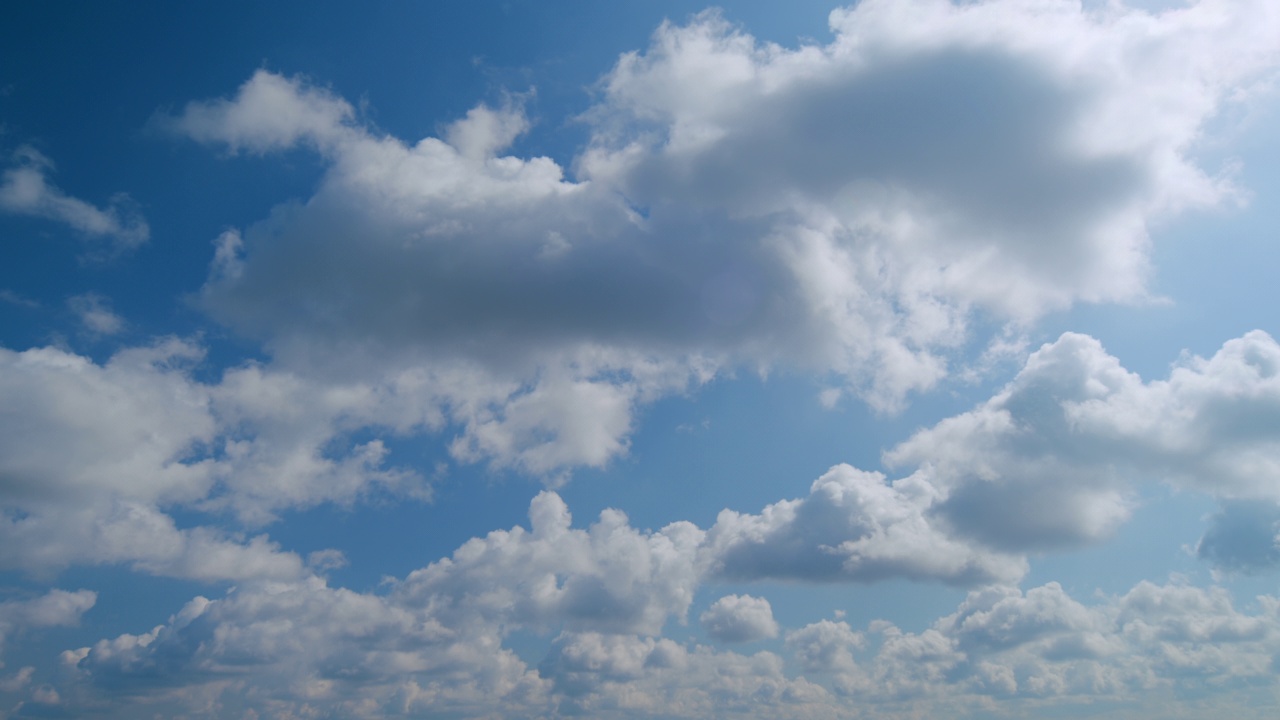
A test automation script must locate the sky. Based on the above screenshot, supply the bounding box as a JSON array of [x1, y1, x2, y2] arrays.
[[2, 0, 1280, 717]]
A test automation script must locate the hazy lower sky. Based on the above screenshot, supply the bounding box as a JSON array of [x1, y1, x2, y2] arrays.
[[2, 1, 1280, 718]]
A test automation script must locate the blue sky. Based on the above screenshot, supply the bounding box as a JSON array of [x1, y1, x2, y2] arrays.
[[2, 0, 1280, 717]]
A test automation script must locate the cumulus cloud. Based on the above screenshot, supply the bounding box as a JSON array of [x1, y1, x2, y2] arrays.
[[0, 146, 148, 250], [399, 491, 705, 636], [156, 0, 1279, 478], [703, 464, 1028, 586], [0, 340, 428, 580], [61, 578, 548, 718], [786, 619, 864, 674], [0, 589, 96, 662], [886, 330, 1280, 557], [700, 594, 779, 643], [53, 564, 1280, 719]]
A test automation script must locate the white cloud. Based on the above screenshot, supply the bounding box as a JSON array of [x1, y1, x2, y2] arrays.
[[54, 561, 1280, 719], [700, 594, 779, 643], [886, 330, 1280, 557], [786, 619, 864, 674], [0, 589, 96, 662], [159, 0, 1279, 475], [62, 578, 549, 718], [166, 69, 356, 154], [0, 146, 148, 249], [67, 293, 124, 336], [399, 491, 704, 637], [0, 340, 419, 580], [702, 464, 1028, 586]]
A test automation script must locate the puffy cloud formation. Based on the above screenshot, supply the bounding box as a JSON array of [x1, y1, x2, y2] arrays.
[[0, 340, 429, 581], [6, 3, 1280, 715], [10, 327, 1280, 591], [887, 330, 1280, 558], [703, 464, 1027, 585], [398, 491, 705, 636], [786, 619, 864, 674], [160, 0, 1278, 480], [51, 570, 1280, 718], [700, 594, 780, 643], [0, 146, 148, 250]]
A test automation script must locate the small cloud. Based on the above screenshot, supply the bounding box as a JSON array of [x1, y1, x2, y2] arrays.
[[306, 549, 349, 573], [675, 418, 710, 434], [700, 594, 780, 643], [0, 289, 38, 308], [818, 387, 842, 409], [0, 146, 148, 251], [67, 293, 125, 336]]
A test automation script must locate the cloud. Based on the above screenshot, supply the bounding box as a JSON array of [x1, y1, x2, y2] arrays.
[[399, 491, 704, 637], [165, 69, 356, 154], [786, 619, 864, 674], [156, 0, 1279, 478], [886, 330, 1280, 555], [61, 578, 548, 717], [8, 324, 1279, 590], [0, 589, 96, 662], [0, 146, 148, 250], [0, 340, 422, 580], [67, 293, 125, 336], [1196, 502, 1280, 573], [700, 594, 779, 643], [702, 464, 1028, 586], [54, 563, 1280, 718]]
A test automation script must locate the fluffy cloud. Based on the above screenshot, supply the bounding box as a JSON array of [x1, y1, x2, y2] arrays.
[[700, 594, 779, 643], [702, 464, 1028, 586], [0, 340, 424, 580], [886, 330, 1280, 558], [53, 566, 1280, 718], [399, 491, 704, 637], [160, 0, 1278, 479], [0, 146, 148, 250], [786, 619, 864, 674], [60, 578, 548, 719]]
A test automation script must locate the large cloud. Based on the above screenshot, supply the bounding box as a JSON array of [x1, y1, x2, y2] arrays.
[[165, 0, 1278, 476]]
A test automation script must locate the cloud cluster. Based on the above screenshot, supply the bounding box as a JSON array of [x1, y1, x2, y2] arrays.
[[49, 563, 1280, 719], [9, 326, 1280, 596], [159, 0, 1279, 478], [703, 464, 1027, 586], [0, 339, 430, 581], [6, 3, 1280, 716]]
